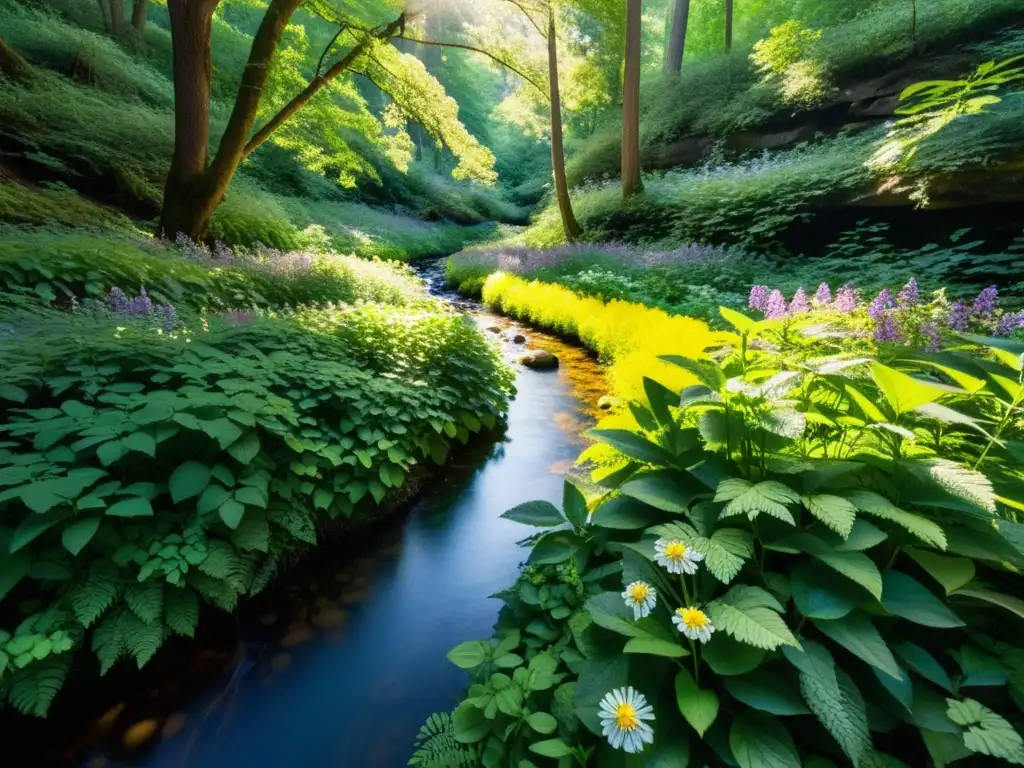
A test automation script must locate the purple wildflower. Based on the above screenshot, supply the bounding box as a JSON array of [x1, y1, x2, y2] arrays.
[[813, 282, 831, 306], [834, 284, 857, 313], [225, 310, 254, 324], [159, 304, 178, 333], [997, 311, 1024, 337], [868, 288, 895, 320], [873, 312, 905, 344], [790, 287, 810, 314], [107, 287, 130, 314], [765, 290, 788, 319], [947, 300, 969, 331], [897, 278, 919, 307], [748, 285, 770, 312], [971, 286, 999, 317], [921, 323, 941, 352]]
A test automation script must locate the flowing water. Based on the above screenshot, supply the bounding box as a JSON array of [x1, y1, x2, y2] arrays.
[[9, 260, 606, 767]]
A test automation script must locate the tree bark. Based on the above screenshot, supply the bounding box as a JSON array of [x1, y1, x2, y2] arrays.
[[664, 0, 690, 74], [108, 0, 126, 31], [621, 0, 643, 199], [243, 14, 406, 157], [547, 7, 581, 242], [724, 0, 733, 53], [159, 0, 301, 239], [132, 0, 147, 33]]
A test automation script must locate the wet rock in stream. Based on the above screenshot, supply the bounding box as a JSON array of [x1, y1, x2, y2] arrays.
[[517, 349, 559, 370]]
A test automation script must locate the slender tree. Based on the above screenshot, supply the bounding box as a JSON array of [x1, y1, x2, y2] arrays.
[[546, 2, 582, 240], [131, 0, 147, 33], [725, 0, 734, 53], [107, 0, 125, 31], [621, 0, 643, 198], [663, 0, 690, 74]]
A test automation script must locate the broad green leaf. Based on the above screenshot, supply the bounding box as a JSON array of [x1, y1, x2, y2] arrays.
[[905, 548, 975, 595], [529, 739, 573, 758], [882, 572, 964, 628], [659, 355, 726, 391], [724, 669, 810, 716], [105, 497, 153, 518], [719, 306, 758, 335], [814, 614, 901, 679], [844, 383, 887, 422], [620, 469, 700, 513], [0, 551, 30, 600], [591, 496, 661, 529], [62, 517, 102, 556], [675, 668, 719, 737], [953, 646, 1006, 687], [227, 432, 260, 464], [121, 431, 155, 457], [528, 530, 580, 565], [643, 377, 676, 427], [729, 712, 801, 768], [790, 561, 861, 619], [197, 484, 232, 515], [452, 700, 489, 744], [894, 642, 954, 693], [447, 640, 491, 669], [169, 461, 211, 504], [958, 333, 1024, 372], [218, 498, 246, 529], [526, 712, 558, 735], [951, 584, 1024, 621], [624, 637, 689, 658], [10, 509, 69, 552], [814, 551, 883, 600], [589, 429, 677, 466], [563, 481, 588, 530], [871, 363, 948, 414], [702, 633, 766, 676], [708, 585, 800, 651], [501, 500, 564, 527]]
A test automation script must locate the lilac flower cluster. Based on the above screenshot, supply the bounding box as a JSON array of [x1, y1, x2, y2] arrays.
[[747, 279, 1022, 349], [107, 287, 178, 333]]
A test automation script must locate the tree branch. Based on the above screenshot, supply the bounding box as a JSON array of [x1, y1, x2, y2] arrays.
[[315, 24, 348, 78], [396, 35, 548, 98], [502, 0, 546, 38]]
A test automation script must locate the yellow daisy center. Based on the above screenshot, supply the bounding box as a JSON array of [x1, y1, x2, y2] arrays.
[[664, 541, 687, 560], [678, 607, 708, 629], [615, 702, 639, 731], [628, 584, 649, 602]]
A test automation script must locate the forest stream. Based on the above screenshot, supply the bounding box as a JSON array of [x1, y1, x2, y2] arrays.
[[6, 260, 607, 768]]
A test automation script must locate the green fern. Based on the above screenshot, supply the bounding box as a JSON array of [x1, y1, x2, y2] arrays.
[[120, 612, 166, 668], [91, 609, 126, 674], [164, 586, 199, 638], [186, 571, 239, 612], [231, 511, 270, 552], [271, 503, 317, 545], [124, 580, 164, 625], [69, 562, 121, 628], [409, 712, 478, 768], [5, 655, 72, 717]]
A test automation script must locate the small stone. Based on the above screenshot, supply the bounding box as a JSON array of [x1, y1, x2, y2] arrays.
[[511, 333, 527, 344], [598, 395, 615, 410], [97, 702, 125, 729], [123, 719, 158, 749], [517, 350, 559, 370], [161, 712, 187, 739], [485, 325, 501, 333], [280, 620, 314, 647]]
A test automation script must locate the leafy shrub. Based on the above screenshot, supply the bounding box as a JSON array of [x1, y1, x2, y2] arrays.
[[0, 227, 422, 310], [0, 305, 513, 716], [420, 306, 1024, 766], [480, 273, 717, 402]]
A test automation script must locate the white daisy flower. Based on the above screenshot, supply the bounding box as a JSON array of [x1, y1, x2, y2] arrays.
[[673, 606, 714, 643], [598, 686, 655, 754], [621, 581, 656, 620], [654, 538, 703, 575]]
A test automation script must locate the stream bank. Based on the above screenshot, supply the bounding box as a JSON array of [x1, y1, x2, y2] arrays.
[[0, 257, 608, 767]]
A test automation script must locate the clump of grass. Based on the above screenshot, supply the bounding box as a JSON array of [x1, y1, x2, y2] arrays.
[[0, 180, 135, 233]]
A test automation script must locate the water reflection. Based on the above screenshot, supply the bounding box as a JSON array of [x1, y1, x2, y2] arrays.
[[70, 317, 603, 767]]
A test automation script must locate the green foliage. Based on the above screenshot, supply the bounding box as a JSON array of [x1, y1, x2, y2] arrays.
[[0, 181, 135, 234], [423, 307, 1024, 765], [0, 300, 512, 715]]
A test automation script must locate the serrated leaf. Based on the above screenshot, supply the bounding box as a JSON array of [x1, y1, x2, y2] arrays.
[[814, 550, 883, 600], [125, 580, 163, 624], [164, 587, 199, 638], [845, 490, 946, 549], [947, 698, 1024, 764], [692, 527, 754, 584], [803, 494, 857, 538], [783, 641, 871, 765], [716, 479, 798, 525], [70, 562, 120, 627], [902, 458, 996, 514], [708, 585, 800, 651], [729, 712, 801, 768]]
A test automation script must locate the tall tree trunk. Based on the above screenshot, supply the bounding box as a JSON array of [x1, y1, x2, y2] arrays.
[[132, 0, 147, 33], [108, 0, 125, 31], [724, 0, 734, 53], [97, 0, 111, 32], [547, 7, 581, 242], [621, 0, 643, 199], [159, 0, 301, 239], [243, 14, 406, 157], [664, 0, 690, 74]]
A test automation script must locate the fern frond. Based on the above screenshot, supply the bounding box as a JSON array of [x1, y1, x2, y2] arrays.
[[409, 712, 478, 768], [69, 561, 121, 628]]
